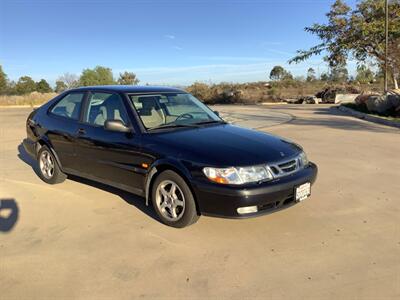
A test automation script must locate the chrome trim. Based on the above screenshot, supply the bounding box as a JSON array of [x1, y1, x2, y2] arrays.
[[267, 155, 302, 179]]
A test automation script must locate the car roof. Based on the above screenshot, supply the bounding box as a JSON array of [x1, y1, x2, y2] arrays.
[[68, 85, 186, 94]]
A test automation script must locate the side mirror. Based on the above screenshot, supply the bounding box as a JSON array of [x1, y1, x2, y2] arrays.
[[214, 110, 220, 117], [104, 120, 131, 133]]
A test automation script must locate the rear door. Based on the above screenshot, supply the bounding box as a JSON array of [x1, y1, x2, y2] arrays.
[[46, 92, 86, 171], [74, 91, 146, 195]]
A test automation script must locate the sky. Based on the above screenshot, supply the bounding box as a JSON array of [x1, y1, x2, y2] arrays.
[[0, 0, 358, 86]]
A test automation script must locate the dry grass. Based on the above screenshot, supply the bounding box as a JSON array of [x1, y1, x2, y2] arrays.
[[186, 81, 384, 104], [0, 81, 385, 106], [0, 92, 57, 106]]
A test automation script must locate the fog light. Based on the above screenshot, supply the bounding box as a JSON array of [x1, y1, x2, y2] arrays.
[[237, 206, 258, 214]]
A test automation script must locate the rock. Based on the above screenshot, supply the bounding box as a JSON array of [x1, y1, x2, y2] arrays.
[[391, 89, 400, 96], [366, 95, 393, 114], [355, 94, 371, 105], [305, 97, 317, 104], [388, 94, 400, 114], [296, 95, 318, 104], [335, 94, 359, 104], [285, 98, 298, 104], [387, 94, 400, 107]]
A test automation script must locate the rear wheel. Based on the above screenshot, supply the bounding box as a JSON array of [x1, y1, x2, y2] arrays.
[[37, 146, 67, 184], [151, 170, 199, 228]]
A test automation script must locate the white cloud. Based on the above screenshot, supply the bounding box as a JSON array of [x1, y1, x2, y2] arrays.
[[191, 56, 273, 62], [264, 48, 295, 57], [261, 41, 283, 46], [141, 59, 333, 85], [173, 46, 183, 50], [116, 62, 285, 85], [164, 34, 175, 40]]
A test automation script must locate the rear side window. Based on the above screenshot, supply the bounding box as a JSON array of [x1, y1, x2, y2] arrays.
[[50, 93, 85, 120], [84, 92, 129, 127]]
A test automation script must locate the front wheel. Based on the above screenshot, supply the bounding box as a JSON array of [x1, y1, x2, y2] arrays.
[[37, 146, 67, 184], [151, 170, 199, 228]]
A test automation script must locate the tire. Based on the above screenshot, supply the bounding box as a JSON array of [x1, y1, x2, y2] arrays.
[[37, 145, 67, 184], [151, 170, 199, 228]]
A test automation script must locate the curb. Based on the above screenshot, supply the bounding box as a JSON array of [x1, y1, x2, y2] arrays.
[[338, 105, 400, 129]]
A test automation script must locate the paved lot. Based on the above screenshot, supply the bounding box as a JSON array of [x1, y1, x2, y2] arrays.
[[1, 105, 399, 299]]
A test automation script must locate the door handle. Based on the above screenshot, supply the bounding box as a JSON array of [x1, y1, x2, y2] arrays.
[[77, 128, 86, 135]]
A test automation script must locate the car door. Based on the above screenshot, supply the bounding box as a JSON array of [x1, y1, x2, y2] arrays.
[[46, 91, 86, 172], [74, 91, 146, 195]]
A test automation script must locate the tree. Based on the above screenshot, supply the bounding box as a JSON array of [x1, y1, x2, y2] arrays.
[[57, 73, 79, 89], [55, 80, 68, 93], [306, 68, 317, 82], [282, 70, 294, 81], [6, 80, 16, 94], [79, 66, 115, 86], [15, 76, 36, 94], [374, 67, 385, 82], [388, 40, 400, 87], [356, 65, 375, 84], [290, 0, 400, 89], [36, 79, 52, 93], [320, 72, 329, 81], [117, 71, 139, 85], [0, 65, 8, 94], [329, 64, 349, 82], [269, 66, 286, 81]]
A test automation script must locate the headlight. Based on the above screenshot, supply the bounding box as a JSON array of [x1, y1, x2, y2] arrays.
[[203, 165, 273, 185], [298, 151, 309, 167]]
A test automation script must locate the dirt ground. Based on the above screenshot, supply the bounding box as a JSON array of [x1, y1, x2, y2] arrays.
[[1, 105, 399, 299]]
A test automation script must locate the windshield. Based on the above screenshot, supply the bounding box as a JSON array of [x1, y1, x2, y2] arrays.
[[129, 93, 222, 130]]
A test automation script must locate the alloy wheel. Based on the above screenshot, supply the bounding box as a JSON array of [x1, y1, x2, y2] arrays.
[[155, 180, 186, 221], [39, 150, 55, 179]]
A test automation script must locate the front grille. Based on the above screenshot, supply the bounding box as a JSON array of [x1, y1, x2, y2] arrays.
[[270, 166, 280, 175], [278, 159, 297, 172], [278, 159, 296, 169], [268, 157, 300, 178]]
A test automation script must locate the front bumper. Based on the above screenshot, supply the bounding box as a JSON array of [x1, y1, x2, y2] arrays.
[[192, 162, 318, 218]]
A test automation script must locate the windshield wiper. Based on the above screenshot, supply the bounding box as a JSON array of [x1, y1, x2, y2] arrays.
[[147, 123, 198, 131], [194, 120, 226, 126], [148, 120, 225, 131]]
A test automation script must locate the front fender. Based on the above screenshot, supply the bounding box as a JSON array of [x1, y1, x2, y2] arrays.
[[144, 158, 193, 206]]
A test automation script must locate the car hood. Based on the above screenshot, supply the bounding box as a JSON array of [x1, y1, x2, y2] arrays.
[[145, 124, 302, 166]]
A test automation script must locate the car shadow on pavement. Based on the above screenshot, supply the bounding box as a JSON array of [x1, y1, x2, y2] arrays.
[[311, 106, 399, 132], [67, 175, 160, 222], [267, 105, 398, 133], [0, 199, 19, 232], [17, 142, 41, 176]]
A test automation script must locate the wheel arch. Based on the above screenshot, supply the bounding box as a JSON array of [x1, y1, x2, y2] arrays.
[[36, 138, 63, 170], [145, 160, 200, 214]]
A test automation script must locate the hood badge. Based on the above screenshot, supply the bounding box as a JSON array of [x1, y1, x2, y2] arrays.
[[280, 152, 285, 157]]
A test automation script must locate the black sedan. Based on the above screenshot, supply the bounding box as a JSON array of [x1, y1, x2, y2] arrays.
[[23, 86, 318, 227]]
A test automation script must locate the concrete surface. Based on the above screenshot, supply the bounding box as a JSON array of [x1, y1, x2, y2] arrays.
[[214, 105, 292, 129], [1, 105, 399, 299], [335, 94, 359, 104]]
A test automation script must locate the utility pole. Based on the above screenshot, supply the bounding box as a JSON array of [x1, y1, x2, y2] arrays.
[[384, 0, 389, 94]]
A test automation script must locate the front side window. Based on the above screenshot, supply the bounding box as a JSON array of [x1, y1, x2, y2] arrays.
[[129, 93, 221, 129], [84, 92, 129, 127], [50, 92, 85, 120]]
